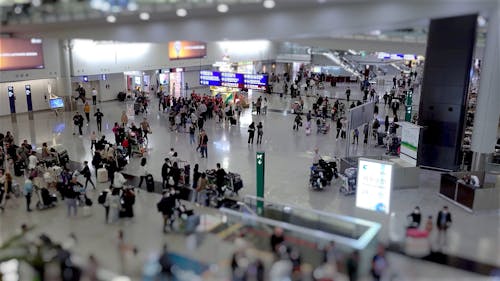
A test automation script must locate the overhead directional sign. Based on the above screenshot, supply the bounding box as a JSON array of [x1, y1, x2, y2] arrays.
[[200, 71, 268, 89]]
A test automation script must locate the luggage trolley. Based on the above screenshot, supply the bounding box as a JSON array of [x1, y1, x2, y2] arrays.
[[339, 167, 357, 195]]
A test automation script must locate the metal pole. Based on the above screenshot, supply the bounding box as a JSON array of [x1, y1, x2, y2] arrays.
[[345, 110, 351, 158]]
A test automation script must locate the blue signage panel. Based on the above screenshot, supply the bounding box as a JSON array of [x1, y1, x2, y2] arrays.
[[200, 71, 268, 89]]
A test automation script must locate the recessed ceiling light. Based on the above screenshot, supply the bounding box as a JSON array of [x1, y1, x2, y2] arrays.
[[263, 0, 275, 9], [106, 15, 116, 23], [139, 12, 150, 21], [176, 8, 187, 17], [217, 3, 229, 13], [32, 0, 41, 7], [13, 5, 23, 14], [127, 2, 138, 11], [318, 0, 326, 3]]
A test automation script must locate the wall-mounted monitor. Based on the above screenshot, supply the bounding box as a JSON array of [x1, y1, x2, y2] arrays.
[[169, 41, 207, 60], [49, 98, 64, 109], [0, 38, 44, 71]]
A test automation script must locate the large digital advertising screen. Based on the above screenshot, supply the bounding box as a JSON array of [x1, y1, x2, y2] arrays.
[[355, 158, 393, 214], [200, 71, 268, 89], [0, 38, 44, 71], [169, 41, 207, 60]]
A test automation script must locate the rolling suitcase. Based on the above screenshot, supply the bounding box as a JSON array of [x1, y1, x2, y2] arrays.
[[230, 117, 237, 125], [14, 161, 25, 177], [146, 174, 155, 192], [97, 168, 108, 183]]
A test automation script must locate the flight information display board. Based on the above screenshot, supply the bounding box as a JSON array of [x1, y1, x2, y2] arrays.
[[200, 71, 268, 89]]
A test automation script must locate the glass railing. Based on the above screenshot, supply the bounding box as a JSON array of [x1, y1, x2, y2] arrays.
[[219, 196, 381, 275]]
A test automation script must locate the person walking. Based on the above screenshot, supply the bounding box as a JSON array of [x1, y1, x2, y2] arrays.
[[336, 117, 342, 139], [345, 87, 351, 103], [91, 88, 98, 105], [138, 157, 148, 189], [80, 161, 95, 190], [199, 130, 208, 158], [84, 102, 91, 123], [262, 98, 268, 115], [248, 122, 256, 144], [257, 122, 263, 144], [94, 109, 104, 132], [23, 176, 34, 212], [371, 245, 388, 281], [384, 115, 389, 132], [436, 206, 452, 250], [157, 190, 175, 233], [255, 97, 262, 115], [98, 188, 111, 223], [66, 177, 82, 217], [352, 128, 359, 144]]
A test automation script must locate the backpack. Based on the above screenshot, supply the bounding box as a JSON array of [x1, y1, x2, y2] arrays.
[[98, 192, 107, 204]]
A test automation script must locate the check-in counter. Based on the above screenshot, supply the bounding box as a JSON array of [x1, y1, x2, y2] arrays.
[[439, 171, 500, 212]]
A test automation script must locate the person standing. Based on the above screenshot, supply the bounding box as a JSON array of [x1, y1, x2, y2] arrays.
[[91, 88, 98, 105], [66, 177, 82, 217], [138, 157, 148, 189], [255, 97, 262, 115], [215, 163, 227, 194], [436, 206, 452, 249], [257, 122, 263, 144], [80, 161, 95, 190], [189, 123, 196, 145], [84, 102, 91, 123], [262, 98, 268, 115], [371, 245, 388, 281], [248, 122, 256, 144], [121, 111, 128, 127], [346, 250, 359, 281], [23, 176, 34, 212], [191, 164, 201, 200], [99, 188, 111, 223], [161, 158, 171, 189], [345, 87, 351, 103], [73, 112, 84, 135], [94, 109, 104, 133], [352, 128, 359, 144]]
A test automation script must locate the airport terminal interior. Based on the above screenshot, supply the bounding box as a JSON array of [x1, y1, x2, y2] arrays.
[[0, 0, 499, 280]]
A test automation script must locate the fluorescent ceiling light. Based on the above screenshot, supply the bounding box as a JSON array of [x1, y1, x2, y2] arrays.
[[217, 3, 229, 13], [106, 15, 116, 23], [176, 8, 187, 17], [139, 12, 150, 20], [477, 16, 486, 27], [263, 0, 275, 9]]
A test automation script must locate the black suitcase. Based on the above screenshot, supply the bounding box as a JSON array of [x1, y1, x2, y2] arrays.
[[146, 174, 154, 192], [230, 117, 237, 125]]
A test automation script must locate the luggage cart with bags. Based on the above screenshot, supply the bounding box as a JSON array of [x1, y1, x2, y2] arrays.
[[339, 167, 357, 196]]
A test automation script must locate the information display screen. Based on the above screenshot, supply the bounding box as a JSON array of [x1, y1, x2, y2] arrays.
[[49, 98, 64, 109], [169, 41, 207, 60], [0, 38, 44, 71], [200, 71, 268, 89], [356, 158, 393, 214]]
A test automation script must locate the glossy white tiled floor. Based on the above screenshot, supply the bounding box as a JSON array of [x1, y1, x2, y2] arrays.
[[0, 83, 498, 280]]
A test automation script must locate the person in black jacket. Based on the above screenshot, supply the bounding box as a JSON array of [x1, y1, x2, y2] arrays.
[[94, 109, 104, 133], [215, 163, 226, 194], [170, 162, 181, 189], [80, 161, 95, 190], [436, 206, 452, 249], [248, 122, 255, 144], [407, 206, 421, 229], [161, 158, 171, 189], [157, 190, 175, 233]]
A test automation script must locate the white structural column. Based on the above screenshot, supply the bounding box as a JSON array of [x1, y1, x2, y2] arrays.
[[471, 8, 500, 170], [56, 39, 74, 111]]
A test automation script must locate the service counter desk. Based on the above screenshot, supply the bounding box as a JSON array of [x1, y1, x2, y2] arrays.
[[340, 156, 420, 189], [439, 171, 500, 212]]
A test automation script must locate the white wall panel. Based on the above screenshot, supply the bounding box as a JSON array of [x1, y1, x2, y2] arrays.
[[0, 79, 55, 116]]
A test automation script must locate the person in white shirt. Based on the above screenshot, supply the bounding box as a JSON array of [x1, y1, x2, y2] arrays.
[[262, 98, 268, 115], [91, 88, 98, 105], [28, 152, 38, 171], [112, 171, 127, 189]]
